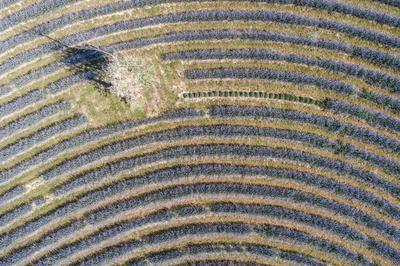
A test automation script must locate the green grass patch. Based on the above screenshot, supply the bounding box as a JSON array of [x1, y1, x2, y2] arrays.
[[67, 83, 139, 126]]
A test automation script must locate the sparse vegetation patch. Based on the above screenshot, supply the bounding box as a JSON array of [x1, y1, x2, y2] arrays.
[[103, 53, 156, 115]]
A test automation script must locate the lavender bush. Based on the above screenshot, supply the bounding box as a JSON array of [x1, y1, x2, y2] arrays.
[[0, 101, 70, 140], [0, 115, 87, 163], [0, 108, 202, 183], [165, 48, 400, 94]]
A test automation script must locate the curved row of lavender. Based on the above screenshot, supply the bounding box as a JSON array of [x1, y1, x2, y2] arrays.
[[0, 1, 399, 265]]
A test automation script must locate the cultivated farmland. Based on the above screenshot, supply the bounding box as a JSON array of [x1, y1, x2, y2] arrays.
[[0, 0, 399, 265]]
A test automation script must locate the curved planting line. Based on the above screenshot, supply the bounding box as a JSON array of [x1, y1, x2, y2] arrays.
[[185, 67, 400, 132], [182, 76, 400, 129], [38, 9, 400, 51], [4, 197, 342, 265], [15, 163, 399, 250], [2, 202, 200, 265], [2, 0, 399, 56], [210, 202, 365, 243], [182, 91, 323, 106], [2, 1, 399, 264], [0, 61, 68, 97], [0, 72, 93, 119], [10, 204, 200, 265], [2, 29, 399, 107], [1, 46, 114, 101], [361, 89, 400, 115], [260, 0, 400, 28], [126, 242, 325, 266], [2, 10, 400, 77], [0, 186, 25, 206], [52, 159, 400, 233], [165, 48, 400, 95], [0, 46, 107, 97], [118, 238, 336, 265], [209, 105, 400, 155], [127, 247, 282, 266], [38, 123, 400, 188], [374, 0, 400, 8], [0, 0, 147, 54], [2, 167, 396, 260], [161, 258, 290, 266], [2, 177, 396, 264], [169, 10, 400, 48], [37, 125, 400, 204], [2, 111, 396, 220], [2, 107, 397, 189], [106, 30, 400, 71], [0, 204, 31, 228], [69, 219, 374, 266], [0, 0, 20, 9], [0, 0, 175, 54], [0, 100, 70, 140], [158, 257, 268, 266], [41, 125, 340, 181], [2, 219, 87, 265], [211, 202, 400, 262], [0, 108, 203, 182], [2, 122, 398, 228], [137, 206, 399, 264], [253, 224, 373, 264], [186, 67, 358, 95], [325, 99, 400, 133], [0, 114, 87, 166], [31, 195, 398, 265], [71, 219, 352, 265], [0, 89, 44, 118], [0, 0, 78, 33], [123, 241, 338, 266]]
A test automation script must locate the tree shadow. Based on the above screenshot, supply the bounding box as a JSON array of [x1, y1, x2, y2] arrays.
[[60, 46, 112, 95], [27, 29, 117, 97]]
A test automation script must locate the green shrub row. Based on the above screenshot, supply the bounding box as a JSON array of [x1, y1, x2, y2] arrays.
[[182, 91, 322, 106]]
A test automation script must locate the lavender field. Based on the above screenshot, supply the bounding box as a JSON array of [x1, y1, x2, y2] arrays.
[[0, 0, 399, 265]]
